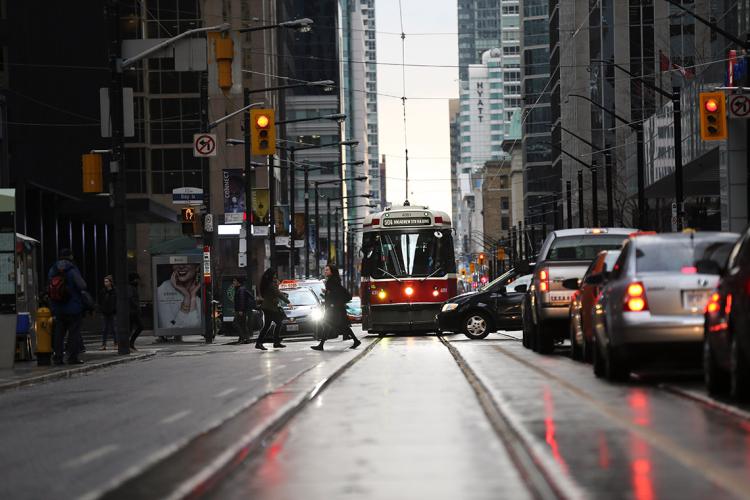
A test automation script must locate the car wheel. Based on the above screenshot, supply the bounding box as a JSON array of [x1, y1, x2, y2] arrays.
[[605, 344, 629, 382], [462, 312, 491, 340], [569, 316, 582, 361], [583, 339, 594, 364], [522, 302, 533, 349], [593, 338, 605, 378], [537, 320, 555, 354], [704, 337, 729, 396], [730, 335, 750, 401]]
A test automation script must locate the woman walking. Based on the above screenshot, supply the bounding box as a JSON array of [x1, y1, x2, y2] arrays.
[[255, 268, 289, 351], [312, 265, 361, 351], [98, 275, 117, 350]]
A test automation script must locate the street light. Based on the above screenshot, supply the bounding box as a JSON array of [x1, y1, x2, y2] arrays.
[[238, 18, 314, 33], [322, 194, 371, 268], [565, 93, 645, 229], [277, 139, 358, 278]]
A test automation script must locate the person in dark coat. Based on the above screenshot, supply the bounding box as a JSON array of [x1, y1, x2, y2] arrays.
[[233, 277, 256, 344], [98, 275, 117, 350], [312, 264, 361, 351], [48, 248, 88, 364], [255, 269, 289, 350], [128, 273, 144, 350]]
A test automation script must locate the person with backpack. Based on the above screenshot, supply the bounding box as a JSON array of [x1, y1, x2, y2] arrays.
[[311, 264, 361, 351], [232, 277, 256, 344], [47, 248, 88, 365], [98, 275, 117, 350]]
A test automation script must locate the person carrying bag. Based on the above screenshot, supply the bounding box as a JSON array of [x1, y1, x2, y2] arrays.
[[311, 264, 361, 351]]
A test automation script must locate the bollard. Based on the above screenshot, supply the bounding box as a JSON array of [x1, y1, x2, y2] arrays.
[[35, 307, 53, 366]]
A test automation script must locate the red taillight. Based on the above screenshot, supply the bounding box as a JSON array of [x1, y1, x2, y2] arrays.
[[434, 216, 443, 224], [706, 292, 721, 314], [539, 269, 549, 292], [371, 218, 380, 225], [624, 282, 648, 312], [681, 266, 698, 274]]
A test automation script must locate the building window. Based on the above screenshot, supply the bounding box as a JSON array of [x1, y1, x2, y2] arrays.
[[501, 197, 509, 209]]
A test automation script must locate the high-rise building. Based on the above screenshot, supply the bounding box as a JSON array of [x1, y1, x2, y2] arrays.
[[520, 0, 554, 231], [358, 0, 381, 208]]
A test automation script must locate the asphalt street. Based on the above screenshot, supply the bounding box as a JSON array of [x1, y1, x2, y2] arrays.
[[4, 328, 750, 500]]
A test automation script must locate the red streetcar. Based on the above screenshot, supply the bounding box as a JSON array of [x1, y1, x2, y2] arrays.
[[360, 204, 457, 334]]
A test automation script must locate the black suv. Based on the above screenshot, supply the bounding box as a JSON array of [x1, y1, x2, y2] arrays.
[[436, 267, 533, 339]]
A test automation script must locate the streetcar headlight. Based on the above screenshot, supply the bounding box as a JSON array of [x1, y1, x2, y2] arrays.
[[311, 308, 325, 321], [442, 303, 458, 312], [377, 289, 387, 300], [404, 286, 414, 296]]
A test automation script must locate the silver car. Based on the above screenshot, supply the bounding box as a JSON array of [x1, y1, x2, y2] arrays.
[[592, 231, 739, 380]]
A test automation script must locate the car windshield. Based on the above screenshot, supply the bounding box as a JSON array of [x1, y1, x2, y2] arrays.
[[286, 289, 318, 306], [635, 237, 737, 273], [482, 269, 517, 291], [300, 281, 325, 298], [361, 229, 456, 278], [546, 235, 626, 262]]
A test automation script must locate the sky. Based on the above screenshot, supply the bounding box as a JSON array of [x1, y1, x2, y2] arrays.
[[376, 0, 458, 215]]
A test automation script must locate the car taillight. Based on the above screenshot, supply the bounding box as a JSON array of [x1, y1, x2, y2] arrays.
[[705, 292, 721, 314], [539, 269, 549, 292], [624, 282, 648, 312]]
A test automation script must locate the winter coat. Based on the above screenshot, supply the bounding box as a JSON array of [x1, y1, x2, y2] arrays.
[[234, 285, 256, 313], [47, 259, 87, 316], [260, 284, 289, 313], [323, 277, 352, 330], [98, 287, 117, 316]]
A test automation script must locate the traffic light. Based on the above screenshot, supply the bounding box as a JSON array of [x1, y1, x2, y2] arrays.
[[250, 108, 276, 155], [469, 262, 476, 273], [81, 153, 103, 193], [478, 253, 485, 266], [699, 92, 727, 141], [181, 207, 196, 235], [496, 247, 506, 261], [214, 36, 234, 91]]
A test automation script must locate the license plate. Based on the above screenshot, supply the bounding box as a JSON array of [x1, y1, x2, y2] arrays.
[[683, 290, 710, 311], [286, 323, 299, 332]]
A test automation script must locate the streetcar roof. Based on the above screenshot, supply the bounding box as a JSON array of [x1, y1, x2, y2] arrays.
[[362, 206, 451, 229]]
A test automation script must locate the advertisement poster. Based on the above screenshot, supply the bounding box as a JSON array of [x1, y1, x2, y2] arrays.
[[293, 213, 305, 240], [222, 169, 245, 214], [252, 189, 270, 225], [152, 255, 204, 335], [275, 205, 289, 236]]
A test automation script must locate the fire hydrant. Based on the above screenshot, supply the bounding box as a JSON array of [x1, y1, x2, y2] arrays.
[[35, 307, 53, 366]]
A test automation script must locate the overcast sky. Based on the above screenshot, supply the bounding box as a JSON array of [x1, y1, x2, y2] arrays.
[[376, 0, 458, 214]]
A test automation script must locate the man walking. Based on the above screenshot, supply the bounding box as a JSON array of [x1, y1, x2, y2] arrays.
[[47, 248, 88, 365], [233, 277, 255, 344]]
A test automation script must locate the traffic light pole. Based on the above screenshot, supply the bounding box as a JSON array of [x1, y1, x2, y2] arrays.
[[327, 197, 332, 263], [315, 183, 320, 276], [577, 170, 584, 228], [106, 0, 130, 356], [269, 154, 276, 269], [243, 90, 254, 291], [304, 163, 310, 278]]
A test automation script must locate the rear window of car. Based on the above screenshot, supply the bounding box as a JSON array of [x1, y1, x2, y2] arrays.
[[635, 238, 737, 273], [546, 235, 627, 262]]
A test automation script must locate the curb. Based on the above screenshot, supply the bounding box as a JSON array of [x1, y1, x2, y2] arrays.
[[98, 338, 381, 500], [0, 351, 157, 393], [659, 383, 750, 422]]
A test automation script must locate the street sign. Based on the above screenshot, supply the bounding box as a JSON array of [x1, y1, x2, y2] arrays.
[[729, 94, 750, 119], [193, 133, 217, 157], [252, 226, 269, 236], [225, 213, 243, 224], [238, 252, 247, 268], [172, 187, 203, 205], [203, 249, 211, 277]]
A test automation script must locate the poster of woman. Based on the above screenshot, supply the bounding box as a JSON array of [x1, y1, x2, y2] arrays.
[[152, 255, 204, 334]]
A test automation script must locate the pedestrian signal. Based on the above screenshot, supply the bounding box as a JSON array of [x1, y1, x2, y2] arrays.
[[699, 92, 727, 141], [250, 108, 276, 155], [181, 208, 196, 235]]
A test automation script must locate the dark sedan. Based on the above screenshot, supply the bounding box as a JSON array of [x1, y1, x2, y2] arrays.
[[437, 269, 532, 339]]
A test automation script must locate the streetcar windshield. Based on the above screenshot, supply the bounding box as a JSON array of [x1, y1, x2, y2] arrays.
[[361, 229, 456, 278]]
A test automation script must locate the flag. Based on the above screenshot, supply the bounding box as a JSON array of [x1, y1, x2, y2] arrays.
[[659, 50, 670, 72]]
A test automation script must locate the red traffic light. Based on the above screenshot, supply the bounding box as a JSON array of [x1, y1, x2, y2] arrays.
[[256, 114, 270, 128], [704, 99, 719, 113]]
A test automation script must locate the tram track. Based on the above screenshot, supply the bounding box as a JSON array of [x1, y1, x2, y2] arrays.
[[469, 340, 750, 499]]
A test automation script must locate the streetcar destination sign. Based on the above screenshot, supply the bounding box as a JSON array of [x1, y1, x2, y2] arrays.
[[382, 217, 431, 227]]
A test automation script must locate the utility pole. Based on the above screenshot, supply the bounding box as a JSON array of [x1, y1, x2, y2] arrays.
[[605, 151, 614, 226], [269, 155, 276, 268], [327, 197, 332, 263], [577, 170, 584, 228], [289, 147, 296, 277], [566, 181, 573, 229], [315, 183, 320, 276], [304, 162, 310, 278], [673, 87, 684, 230], [106, 0, 130, 355], [243, 90, 254, 290]]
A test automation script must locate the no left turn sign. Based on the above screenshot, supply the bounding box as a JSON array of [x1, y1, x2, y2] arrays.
[[193, 133, 217, 157], [728, 94, 750, 119]]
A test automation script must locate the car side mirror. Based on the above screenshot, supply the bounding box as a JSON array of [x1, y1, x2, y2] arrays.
[[695, 258, 722, 275], [562, 278, 580, 290], [584, 274, 604, 286], [514, 284, 528, 293]]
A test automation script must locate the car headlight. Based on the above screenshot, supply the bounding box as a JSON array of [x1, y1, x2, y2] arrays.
[[311, 308, 325, 321], [441, 303, 458, 312]]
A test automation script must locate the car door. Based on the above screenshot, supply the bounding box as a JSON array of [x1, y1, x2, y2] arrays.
[[491, 274, 530, 329]]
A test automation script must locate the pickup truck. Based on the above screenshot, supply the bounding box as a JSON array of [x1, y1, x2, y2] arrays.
[[521, 228, 635, 353]]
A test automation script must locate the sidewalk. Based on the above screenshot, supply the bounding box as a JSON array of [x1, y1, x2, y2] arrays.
[[0, 339, 158, 393]]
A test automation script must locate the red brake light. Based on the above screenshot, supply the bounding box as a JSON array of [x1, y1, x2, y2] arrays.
[[624, 282, 648, 312], [681, 266, 697, 274], [434, 216, 443, 224], [371, 218, 380, 225], [539, 269, 549, 292]]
